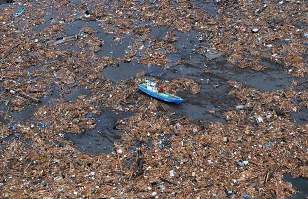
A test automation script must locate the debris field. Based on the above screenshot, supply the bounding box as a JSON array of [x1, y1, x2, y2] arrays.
[[0, 0, 307, 198]]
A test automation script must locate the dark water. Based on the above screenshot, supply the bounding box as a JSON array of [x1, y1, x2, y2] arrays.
[[175, 31, 205, 55], [231, 59, 295, 91], [63, 19, 132, 57], [232, 69, 293, 91], [144, 65, 165, 77], [10, 104, 37, 123], [11, 82, 62, 119], [103, 62, 146, 82], [70, 0, 82, 6], [95, 30, 298, 122], [64, 20, 101, 36], [290, 108, 308, 125], [169, 30, 295, 91], [284, 174, 308, 199], [33, 6, 54, 32], [203, 57, 295, 92], [0, 0, 11, 9], [191, 0, 219, 17], [160, 62, 237, 122], [150, 26, 169, 40], [0, 133, 21, 143], [40, 83, 62, 105], [102, 62, 164, 82], [63, 86, 91, 102], [1, 82, 61, 133], [97, 34, 132, 58], [0, 133, 21, 151], [64, 110, 132, 154], [0, 101, 8, 123], [0, 0, 13, 5]]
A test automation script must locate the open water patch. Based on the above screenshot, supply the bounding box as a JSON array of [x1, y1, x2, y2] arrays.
[[3, 82, 62, 129], [159, 61, 238, 122], [64, 110, 133, 154], [191, 0, 219, 17], [64, 20, 132, 57], [290, 108, 308, 125], [175, 31, 205, 55], [150, 26, 169, 40], [0, 101, 8, 123], [70, 0, 82, 6], [10, 104, 37, 123], [204, 58, 296, 91], [33, 7, 54, 32], [0, 133, 21, 151], [159, 51, 296, 122], [63, 86, 91, 102], [0, 0, 13, 5], [97, 34, 132, 58], [103, 62, 146, 82], [284, 174, 308, 199], [40, 83, 62, 106], [64, 20, 101, 36], [231, 59, 295, 91]]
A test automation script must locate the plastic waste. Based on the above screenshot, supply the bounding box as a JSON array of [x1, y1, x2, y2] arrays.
[[242, 193, 250, 199], [14, 5, 26, 17]]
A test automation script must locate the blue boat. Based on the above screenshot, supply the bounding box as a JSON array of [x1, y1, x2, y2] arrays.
[[139, 80, 184, 104]]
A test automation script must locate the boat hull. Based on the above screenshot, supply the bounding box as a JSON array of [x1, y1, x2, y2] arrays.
[[139, 84, 184, 104]]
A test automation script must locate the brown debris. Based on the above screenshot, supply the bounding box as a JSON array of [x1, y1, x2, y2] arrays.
[[0, 0, 307, 198]]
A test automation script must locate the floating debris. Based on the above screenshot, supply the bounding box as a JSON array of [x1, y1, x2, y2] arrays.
[[0, 0, 306, 198], [251, 28, 259, 33], [255, 115, 264, 124], [237, 160, 249, 167]]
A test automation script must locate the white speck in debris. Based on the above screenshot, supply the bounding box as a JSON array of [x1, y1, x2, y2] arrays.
[[255, 116, 263, 123], [116, 148, 123, 154], [169, 169, 176, 177], [236, 105, 245, 110], [252, 28, 259, 33]]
